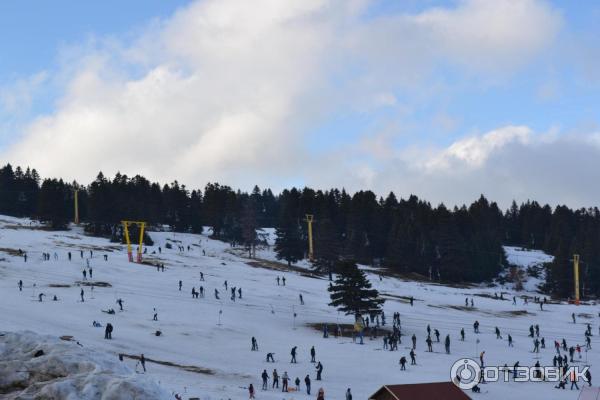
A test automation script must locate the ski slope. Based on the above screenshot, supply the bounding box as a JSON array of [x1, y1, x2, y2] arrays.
[[0, 215, 597, 400]]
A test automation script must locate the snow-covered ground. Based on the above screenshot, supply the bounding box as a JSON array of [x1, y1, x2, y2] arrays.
[[0, 214, 597, 400], [0, 330, 168, 399], [503, 246, 554, 292]]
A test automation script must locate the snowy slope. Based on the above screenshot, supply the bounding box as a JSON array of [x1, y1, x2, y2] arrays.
[[503, 246, 554, 292], [0, 215, 596, 400]]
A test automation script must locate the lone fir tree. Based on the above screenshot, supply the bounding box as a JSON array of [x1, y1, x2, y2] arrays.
[[328, 260, 384, 316]]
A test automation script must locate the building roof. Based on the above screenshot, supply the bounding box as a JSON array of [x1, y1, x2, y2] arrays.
[[369, 382, 471, 400]]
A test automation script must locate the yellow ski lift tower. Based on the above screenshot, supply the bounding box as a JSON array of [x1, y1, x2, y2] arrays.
[[573, 254, 580, 305], [121, 221, 146, 263], [305, 214, 315, 261], [73, 189, 79, 225]]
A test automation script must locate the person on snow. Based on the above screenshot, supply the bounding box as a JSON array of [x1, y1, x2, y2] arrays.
[[272, 369, 279, 389], [214, 289, 220, 299], [82, 269, 87, 280], [117, 298, 124, 311], [495, 327, 502, 339], [316, 361, 323, 380], [18, 280, 23, 291], [38, 293, 45, 302], [508, 334, 514, 347], [282, 276, 286, 285], [291, 346, 297, 363], [317, 387, 325, 400], [89, 267, 93, 279], [473, 320, 480, 333], [251, 336, 258, 351], [261, 370, 269, 390], [346, 388, 353, 400], [295, 377, 301, 390], [266, 353, 275, 362], [105, 323, 113, 339], [304, 375, 311, 395], [310, 346, 316, 363], [178, 280, 182, 291], [300, 294, 304, 305], [140, 354, 146, 372], [277, 277, 280, 286], [410, 349, 416, 365], [460, 328, 465, 341], [80, 288, 85, 302], [399, 356, 407, 370], [153, 308, 158, 321], [426, 336, 433, 352], [445, 334, 451, 354], [199, 286, 204, 297], [224, 280, 228, 291], [434, 329, 440, 342], [412, 334, 417, 349], [248, 383, 255, 399], [585, 369, 592, 387], [238, 287, 242, 299], [282, 371, 289, 392]]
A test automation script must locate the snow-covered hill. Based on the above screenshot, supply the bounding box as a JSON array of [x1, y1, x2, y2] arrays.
[[0, 215, 596, 400]]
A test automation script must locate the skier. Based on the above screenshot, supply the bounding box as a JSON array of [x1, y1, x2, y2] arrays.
[[252, 337, 258, 351], [68, 252, 72, 261], [38, 293, 45, 302], [513, 296, 516, 305], [224, 280, 228, 291], [495, 327, 502, 339], [412, 334, 417, 349], [117, 298, 124, 311], [83, 269, 87, 280], [533, 338, 540, 353], [18, 280, 23, 291], [140, 354, 146, 372], [291, 346, 297, 363], [445, 334, 451, 354], [238, 287, 242, 299], [277, 277, 280, 286], [179, 280, 182, 291], [249, 383, 255, 399], [410, 296, 414, 306], [300, 294, 304, 305], [153, 308, 158, 321], [199, 286, 204, 297], [410, 349, 416, 365], [80, 288, 84, 302], [479, 351, 485, 367], [311, 346, 316, 363], [282, 276, 286, 285], [573, 313, 576, 324], [89, 267, 93, 279], [304, 375, 311, 395], [316, 361, 323, 380], [104, 254, 108, 261], [266, 353, 275, 362], [261, 370, 269, 390], [473, 320, 480, 333], [508, 334, 514, 347], [214, 289, 220, 299], [434, 329, 440, 342], [399, 356, 407, 370], [200, 272, 204, 281], [460, 328, 465, 341]]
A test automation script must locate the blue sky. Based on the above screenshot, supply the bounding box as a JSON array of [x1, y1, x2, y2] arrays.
[[1, 0, 600, 207]]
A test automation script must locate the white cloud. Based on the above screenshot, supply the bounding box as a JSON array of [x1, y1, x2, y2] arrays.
[[2, 0, 568, 205]]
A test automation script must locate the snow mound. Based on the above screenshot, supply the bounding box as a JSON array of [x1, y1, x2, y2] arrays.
[[0, 331, 169, 400]]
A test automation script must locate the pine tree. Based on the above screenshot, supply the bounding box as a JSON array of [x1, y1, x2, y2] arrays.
[[328, 260, 384, 316]]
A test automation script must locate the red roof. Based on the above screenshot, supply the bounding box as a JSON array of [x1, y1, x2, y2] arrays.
[[369, 382, 471, 400]]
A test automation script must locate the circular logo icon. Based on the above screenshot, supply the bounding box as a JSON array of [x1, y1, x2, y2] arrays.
[[450, 358, 481, 389]]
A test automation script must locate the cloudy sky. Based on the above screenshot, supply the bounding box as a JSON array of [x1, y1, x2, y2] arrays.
[[1, 0, 599, 208]]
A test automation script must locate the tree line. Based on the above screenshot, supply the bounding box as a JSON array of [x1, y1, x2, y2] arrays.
[[1, 162, 598, 298]]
